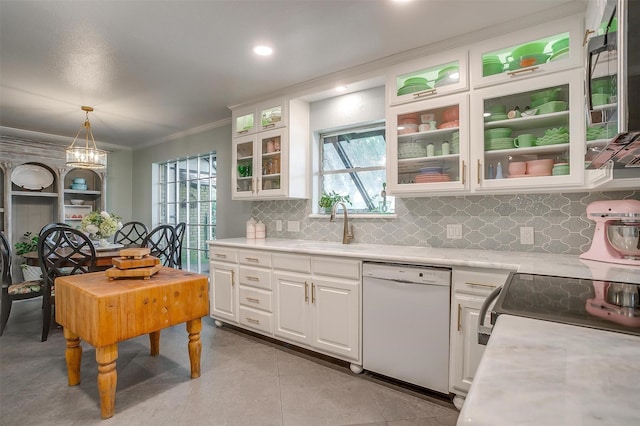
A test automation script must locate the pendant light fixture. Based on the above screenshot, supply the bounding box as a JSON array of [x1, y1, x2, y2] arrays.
[[65, 106, 107, 169]]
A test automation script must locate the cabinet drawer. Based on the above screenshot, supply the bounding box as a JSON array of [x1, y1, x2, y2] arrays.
[[238, 266, 272, 290], [453, 267, 513, 295], [210, 246, 237, 263], [239, 286, 272, 312], [312, 257, 361, 280], [239, 306, 273, 334], [237, 250, 271, 267], [272, 253, 311, 273]]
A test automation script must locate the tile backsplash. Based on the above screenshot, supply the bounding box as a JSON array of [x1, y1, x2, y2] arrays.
[[251, 190, 639, 255]]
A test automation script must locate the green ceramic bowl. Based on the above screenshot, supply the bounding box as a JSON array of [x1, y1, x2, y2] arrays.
[[537, 101, 567, 114], [485, 127, 513, 138], [483, 62, 504, 76], [511, 42, 547, 62], [519, 53, 550, 66], [437, 65, 459, 79], [404, 77, 428, 86], [551, 37, 569, 53]]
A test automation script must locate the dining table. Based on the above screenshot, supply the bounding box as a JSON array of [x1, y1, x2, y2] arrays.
[[23, 247, 125, 271]]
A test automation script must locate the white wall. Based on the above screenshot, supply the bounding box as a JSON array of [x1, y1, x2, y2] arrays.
[[310, 86, 385, 132], [131, 124, 251, 239]]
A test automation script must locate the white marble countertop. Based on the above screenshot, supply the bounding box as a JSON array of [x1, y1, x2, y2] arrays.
[[210, 238, 640, 284], [458, 315, 640, 426]]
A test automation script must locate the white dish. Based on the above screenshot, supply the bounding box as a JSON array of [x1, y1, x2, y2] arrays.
[[94, 243, 124, 251], [11, 164, 54, 190]]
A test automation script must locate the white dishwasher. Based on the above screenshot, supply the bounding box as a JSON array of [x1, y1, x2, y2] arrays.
[[363, 262, 451, 394]]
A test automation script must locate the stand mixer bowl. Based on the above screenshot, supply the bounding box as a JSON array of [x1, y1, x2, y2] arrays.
[[607, 221, 640, 259]]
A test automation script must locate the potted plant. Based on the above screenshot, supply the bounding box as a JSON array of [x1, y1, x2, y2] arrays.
[[14, 231, 42, 281], [319, 191, 352, 214]]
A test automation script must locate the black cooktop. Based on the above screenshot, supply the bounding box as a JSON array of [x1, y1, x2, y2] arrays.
[[493, 272, 640, 336]]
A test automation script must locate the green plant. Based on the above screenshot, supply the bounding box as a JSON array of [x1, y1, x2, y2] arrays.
[[14, 232, 39, 256], [318, 191, 352, 210]]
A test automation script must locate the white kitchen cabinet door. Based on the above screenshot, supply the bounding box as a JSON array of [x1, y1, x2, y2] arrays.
[[210, 261, 238, 324], [386, 93, 470, 196], [471, 69, 587, 192], [387, 48, 469, 107], [311, 277, 359, 361], [231, 97, 287, 137], [469, 15, 583, 89], [273, 271, 312, 346], [449, 293, 488, 395]]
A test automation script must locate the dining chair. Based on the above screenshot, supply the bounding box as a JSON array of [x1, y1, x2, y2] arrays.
[[173, 222, 186, 269], [114, 221, 149, 248], [142, 225, 177, 268], [38, 222, 71, 238], [0, 231, 44, 336], [38, 226, 96, 342]]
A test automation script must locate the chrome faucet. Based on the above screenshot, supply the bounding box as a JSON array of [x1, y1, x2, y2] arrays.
[[330, 202, 354, 244]]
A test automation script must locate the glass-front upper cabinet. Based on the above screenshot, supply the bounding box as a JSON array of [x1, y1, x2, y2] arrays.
[[231, 97, 287, 137], [386, 93, 470, 195], [232, 129, 287, 199], [386, 49, 468, 107], [470, 15, 583, 88], [471, 70, 585, 192]]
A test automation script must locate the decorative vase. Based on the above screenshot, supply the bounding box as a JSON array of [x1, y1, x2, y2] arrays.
[[98, 238, 110, 248]]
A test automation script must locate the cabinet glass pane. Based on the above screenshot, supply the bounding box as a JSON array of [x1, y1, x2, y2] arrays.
[[236, 113, 254, 133], [396, 60, 459, 96], [260, 106, 282, 127], [260, 134, 281, 191], [481, 32, 569, 77], [483, 84, 570, 179], [395, 104, 461, 186], [236, 140, 253, 194]]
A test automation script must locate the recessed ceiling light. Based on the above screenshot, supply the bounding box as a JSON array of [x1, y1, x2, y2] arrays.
[[335, 86, 347, 92], [253, 45, 273, 56]]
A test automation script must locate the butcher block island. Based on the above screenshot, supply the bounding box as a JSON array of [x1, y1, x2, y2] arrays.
[[55, 267, 209, 419]]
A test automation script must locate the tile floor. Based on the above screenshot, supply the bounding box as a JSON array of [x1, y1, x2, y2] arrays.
[[0, 298, 459, 426]]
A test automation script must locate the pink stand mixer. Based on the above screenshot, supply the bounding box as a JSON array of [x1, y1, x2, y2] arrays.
[[581, 199, 640, 266]]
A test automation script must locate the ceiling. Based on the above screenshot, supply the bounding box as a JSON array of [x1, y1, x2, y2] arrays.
[[0, 0, 582, 151]]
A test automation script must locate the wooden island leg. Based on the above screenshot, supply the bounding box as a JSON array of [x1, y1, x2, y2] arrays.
[[96, 344, 118, 419], [149, 330, 160, 356], [186, 318, 202, 378], [64, 328, 82, 386]]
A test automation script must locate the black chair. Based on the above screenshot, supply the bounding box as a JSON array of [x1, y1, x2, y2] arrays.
[[114, 221, 149, 248], [0, 231, 44, 336], [38, 226, 96, 342], [173, 222, 186, 269], [38, 222, 71, 238], [142, 225, 177, 268]]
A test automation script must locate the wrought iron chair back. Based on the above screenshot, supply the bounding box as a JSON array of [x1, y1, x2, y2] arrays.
[[142, 224, 177, 268], [114, 221, 149, 247], [174, 222, 186, 269]]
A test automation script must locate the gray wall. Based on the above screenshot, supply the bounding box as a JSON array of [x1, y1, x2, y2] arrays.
[[131, 124, 251, 239], [105, 149, 133, 222]]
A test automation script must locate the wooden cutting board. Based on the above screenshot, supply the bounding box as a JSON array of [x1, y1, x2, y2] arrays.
[[112, 255, 160, 270], [105, 264, 162, 280], [119, 247, 151, 259]]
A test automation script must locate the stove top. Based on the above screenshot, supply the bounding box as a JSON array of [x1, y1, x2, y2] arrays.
[[493, 272, 640, 336]]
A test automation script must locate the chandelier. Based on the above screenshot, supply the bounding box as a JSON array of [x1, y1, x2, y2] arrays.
[[65, 106, 107, 169]]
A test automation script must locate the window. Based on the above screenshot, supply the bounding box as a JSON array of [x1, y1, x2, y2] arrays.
[[320, 123, 394, 213], [156, 153, 217, 273]]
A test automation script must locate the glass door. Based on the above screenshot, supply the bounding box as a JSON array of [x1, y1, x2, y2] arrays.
[[233, 135, 255, 198], [258, 129, 285, 197]]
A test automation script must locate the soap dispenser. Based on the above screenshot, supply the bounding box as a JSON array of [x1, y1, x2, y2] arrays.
[[246, 218, 256, 239]]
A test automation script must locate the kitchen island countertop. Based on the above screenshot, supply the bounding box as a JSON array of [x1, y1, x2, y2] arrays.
[[209, 238, 640, 284], [457, 315, 640, 425]]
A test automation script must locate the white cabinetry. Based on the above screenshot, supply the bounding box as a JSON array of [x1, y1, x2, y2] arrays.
[[273, 253, 361, 366], [237, 249, 274, 335], [231, 98, 309, 200], [210, 247, 239, 324], [469, 15, 583, 88], [449, 267, 513, 409]]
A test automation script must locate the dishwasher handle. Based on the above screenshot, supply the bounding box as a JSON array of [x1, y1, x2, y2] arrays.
[[477, 285, 503, 346]]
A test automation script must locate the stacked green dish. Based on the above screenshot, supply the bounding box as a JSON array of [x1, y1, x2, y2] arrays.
[[485, 127, 513, 139], [587, 125, 606, 141], [434, 65, 459, 87], [397, 77, 431, 96], [483, 55, 504, 76], [530, 88, 561, 108], [512, 41, 547, 62], [537, 101, 567, 115], [535, 132, 569, 146], [485, 137, 514, 151], [451, 132, 460, 154]]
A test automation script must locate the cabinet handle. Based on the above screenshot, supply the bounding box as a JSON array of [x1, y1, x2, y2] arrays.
[[465, 281, 497, 289], [231, 270, 235, 287], [246, 276, 260, 281], [244, 257, 259, 262], [245, 297, 260, 304], [507, 66, 539, 77], [457, 304, 462, 331], [583, 29, 595, 46], [311, 283, 316, 304], [411, 88, 437, 99], [477, 159, 482, 185], [304, 281, 309, 302], [246, 317, 260, 324], [461, 160, 466, 185], [214, 253, 227, 258]]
